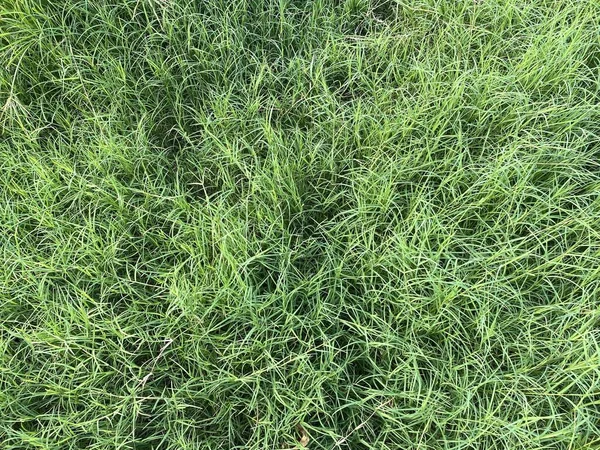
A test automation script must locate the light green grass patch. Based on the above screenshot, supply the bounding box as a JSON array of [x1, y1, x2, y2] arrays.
[[1, 0, 600, 449]]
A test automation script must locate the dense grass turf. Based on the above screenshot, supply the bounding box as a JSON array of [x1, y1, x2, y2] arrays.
[[2, 0, 600, 448]]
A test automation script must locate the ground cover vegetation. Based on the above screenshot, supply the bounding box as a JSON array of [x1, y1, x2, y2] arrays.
[[1, 0, 600, 448]]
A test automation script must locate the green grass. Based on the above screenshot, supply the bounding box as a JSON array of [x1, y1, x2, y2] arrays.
[[1, 0, 600, 448]]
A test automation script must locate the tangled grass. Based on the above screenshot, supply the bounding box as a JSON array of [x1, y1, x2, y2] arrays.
[[1, 0, 600, 448]]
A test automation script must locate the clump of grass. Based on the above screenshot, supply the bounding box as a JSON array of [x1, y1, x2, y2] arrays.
[[1, 0, 600, 449]]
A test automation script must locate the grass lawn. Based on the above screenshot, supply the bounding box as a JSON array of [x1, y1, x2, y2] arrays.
[[2, 0, 600, 448]]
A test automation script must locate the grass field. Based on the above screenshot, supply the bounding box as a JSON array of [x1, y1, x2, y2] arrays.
[[2, 0, 600, 448]]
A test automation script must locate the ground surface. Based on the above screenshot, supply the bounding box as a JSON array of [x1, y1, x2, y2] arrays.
[[2, 1, 600, 449]]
